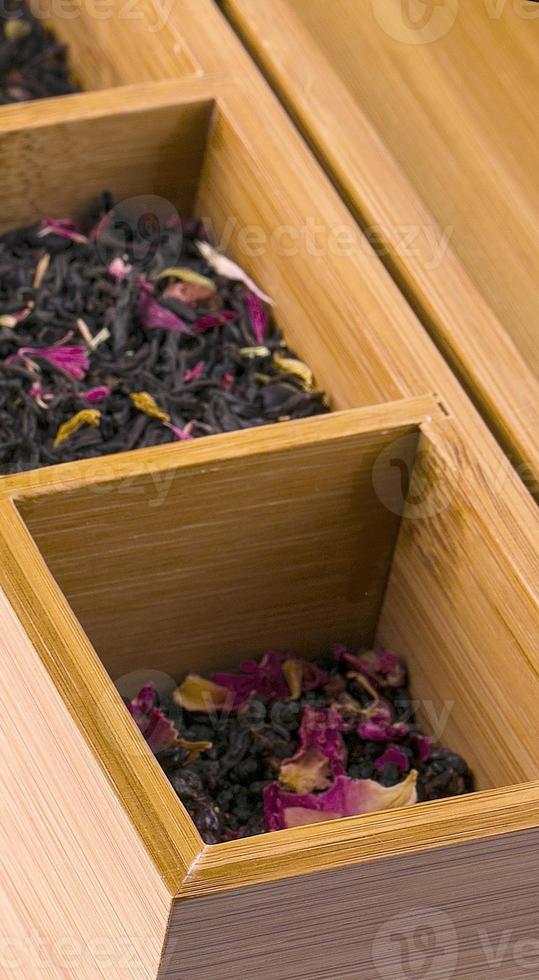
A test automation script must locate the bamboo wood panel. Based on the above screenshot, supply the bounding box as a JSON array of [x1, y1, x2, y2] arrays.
[[0, 588, 172, 980], [166, 827, 539, 980], [224, 0, 539, 482]]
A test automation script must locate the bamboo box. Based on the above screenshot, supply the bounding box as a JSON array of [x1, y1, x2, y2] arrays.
[[0, 18, 538, 976]]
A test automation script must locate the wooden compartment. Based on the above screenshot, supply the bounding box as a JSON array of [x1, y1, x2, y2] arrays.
[[1, 397, 538, 979], [224, 0, 539, 482]]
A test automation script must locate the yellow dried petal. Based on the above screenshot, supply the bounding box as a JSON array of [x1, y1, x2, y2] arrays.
[[279, 748, 332, 793], [130, 391, 169, 423], [155, 267, 216, 291], [176, 738, 213, 764], [272, 353, 315, 391], [0, 315, 17, 329], [283, 659, 303, 701], [240, 346, 271, 358], [54, 410, 101, 448], [172, 674, 230, 713], [4, 18, 31, 41]]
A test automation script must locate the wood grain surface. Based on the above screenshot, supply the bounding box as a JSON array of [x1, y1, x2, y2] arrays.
[[0, 3, 538, 975], [223, 0, 539, 480], [166, 826, 539, 979], [0, 588, 172, 980]]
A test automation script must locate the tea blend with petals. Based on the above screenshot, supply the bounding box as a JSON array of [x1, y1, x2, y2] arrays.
[[0, 194, 328, 474], [1, 1, 79, 103], [126, 646, 473, 843]]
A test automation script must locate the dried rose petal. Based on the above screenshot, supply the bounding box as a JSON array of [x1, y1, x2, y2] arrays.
[[279, 706, 347, 793], [279, 747, 332, 794], [265, 770, 418, 831], [128, 684, 180, 754], [173, 674, 232, 713], [282, 659, 303, 701], [374, 745, 410, 773], [212, 651, 291, 705], [411, 733, 431, 763], [138, 293, 191, 334], [333, 645, 406, 689]]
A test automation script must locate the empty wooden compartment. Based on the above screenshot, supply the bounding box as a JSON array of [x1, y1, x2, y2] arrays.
[[1, 396, 538, 979]]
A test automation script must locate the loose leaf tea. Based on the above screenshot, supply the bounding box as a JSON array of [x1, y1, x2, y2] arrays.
[[1, 1, 79, 104], [126, 646, 473, 843], [0, 194, 328, 474]]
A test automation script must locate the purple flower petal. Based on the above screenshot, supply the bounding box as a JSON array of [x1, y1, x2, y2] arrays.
[[183, 361, 205, 382], [411, 733, 431, 763], [212, 651, 292, 705], [84, 385, 110, 403], [244, 291, 268, 344], [138, 293, 192, 333], [279, 706, 347, 793], [195, 310, 238, 333], [9, 344, 89, 380], [374, 745, 410, 773], [264, 770, 418, 831], [37, 218, 88, 245]]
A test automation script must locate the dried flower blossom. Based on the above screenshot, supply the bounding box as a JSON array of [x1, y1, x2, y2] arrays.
[[196, 241, 274, 305], [53, 410, 101, 447], [8, 344, 89, 380], [265, 770, 418, 831]]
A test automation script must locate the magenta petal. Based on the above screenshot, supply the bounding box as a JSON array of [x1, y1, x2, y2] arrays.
[[38, 218, 87, 244], [108, 256, 132, 280], [138, 293, 191, 333], [244, 290, 268, 344], [374, 745, 410, 773], [183, 361, 205, 382], [166, 421, 194, 441], [265, 771, 418, 831], [127, 683, 180, 754], [195, 311, 237, 332], [411, 733, 431, 763], [212, 651, 291, 705], [84, 385, 110, 403], [11, 344, 89, 380]]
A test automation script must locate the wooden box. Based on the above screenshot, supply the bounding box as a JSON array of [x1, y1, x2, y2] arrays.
[[1, 396, 539, 979], [224, 0, 539, 483], [0, 7, 538, 975]]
